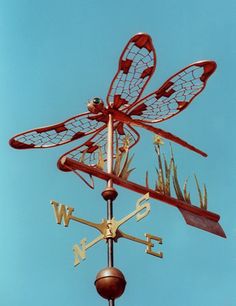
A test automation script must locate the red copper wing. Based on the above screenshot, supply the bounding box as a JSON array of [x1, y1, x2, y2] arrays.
[[9, 112, 105, 149], [127, 61, 216, 122], [106, 33, 156, 109], [58, 124, 140, 171]]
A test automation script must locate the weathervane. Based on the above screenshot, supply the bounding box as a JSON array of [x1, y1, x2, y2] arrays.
[[9, 33, 226, 305]]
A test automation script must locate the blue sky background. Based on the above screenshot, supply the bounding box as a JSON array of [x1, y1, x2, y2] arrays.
[[1, 1, 236, 305]]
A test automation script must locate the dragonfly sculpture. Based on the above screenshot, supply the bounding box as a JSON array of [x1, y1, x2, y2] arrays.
[[10, 33, 216, 173]]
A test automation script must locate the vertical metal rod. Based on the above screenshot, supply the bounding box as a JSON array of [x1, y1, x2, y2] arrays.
[[107, 198, 114, 267], [107, 113, 114, 188], [109, 299, 115, 306], [107, 114, 114, 267], [107, 114, 115, 306]]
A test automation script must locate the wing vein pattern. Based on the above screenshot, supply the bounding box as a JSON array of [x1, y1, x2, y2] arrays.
[[59, 124, 140, 168], [9, 112, 105, 149], [107, 33, 156, 109], [127, 61, 216, 123]]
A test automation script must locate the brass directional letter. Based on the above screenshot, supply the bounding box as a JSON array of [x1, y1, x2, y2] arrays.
[[73, 239, 87, 266], [145, 233, 163, 258], [51, 200, 74, 227], [135, 193, 151, 221]]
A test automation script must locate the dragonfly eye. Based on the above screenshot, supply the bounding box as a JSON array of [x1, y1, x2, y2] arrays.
[[87, 97, 104, 114], [93, 97, 101, 104]]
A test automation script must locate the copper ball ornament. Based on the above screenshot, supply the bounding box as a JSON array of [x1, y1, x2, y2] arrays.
[[95, 267, 126, 300], [101, 187, 118, 201]]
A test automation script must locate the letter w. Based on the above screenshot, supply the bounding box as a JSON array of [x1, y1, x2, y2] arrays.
[[51, 200, 74, 227]]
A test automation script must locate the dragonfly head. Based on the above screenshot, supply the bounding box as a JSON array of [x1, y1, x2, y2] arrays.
[[87, 97, 105, 114]]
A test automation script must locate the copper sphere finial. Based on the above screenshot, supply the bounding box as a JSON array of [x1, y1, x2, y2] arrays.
[[94, 267, 126, 300]]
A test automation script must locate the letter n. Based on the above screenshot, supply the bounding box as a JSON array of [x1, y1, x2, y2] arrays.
[[73, 239, 87, 266]]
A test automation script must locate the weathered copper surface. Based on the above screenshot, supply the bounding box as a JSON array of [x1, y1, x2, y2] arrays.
[[102, 187, 118, 201], [59, 158, 226, 238], [10, 33, 217, 164], [95, 267, 126, 300]]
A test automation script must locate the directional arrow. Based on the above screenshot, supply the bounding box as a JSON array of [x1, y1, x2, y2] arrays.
[[59, 157, 226, 238]]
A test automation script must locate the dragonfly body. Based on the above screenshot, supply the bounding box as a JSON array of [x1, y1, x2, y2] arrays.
[[87, 99, 208, 157], [10, 33, 216, 169]]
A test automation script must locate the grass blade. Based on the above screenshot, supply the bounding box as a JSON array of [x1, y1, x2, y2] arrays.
[[155, 144, 165, 189], [163, 153, 171, 196], [146, 171, 149, 188], [194, 174, 203, 209], [156, 169, 164, 193], [183, 178, 191, 204], [113, 133, 121, 175], [203, 184, 208, 210], [119, 152, 135, 179], [172, 162, 184, 201], [121, 167, 136, 180], [79, 150, 87, 163], [96, 146, 105, 170]]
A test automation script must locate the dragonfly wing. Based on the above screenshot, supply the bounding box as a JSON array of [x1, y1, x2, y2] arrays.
[[9, 112, 106, 149], [127, 61, 216, 122], [58, 124, 140, 171], [106, 33, 156, 109]]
